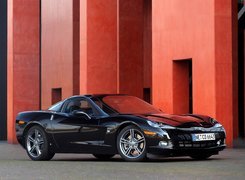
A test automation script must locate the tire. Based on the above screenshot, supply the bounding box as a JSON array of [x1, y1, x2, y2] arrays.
[[190, 154, 212, 160], [117, 125, 147, 162], [93, 154, 115, 160], [25, 125, 55, 161]]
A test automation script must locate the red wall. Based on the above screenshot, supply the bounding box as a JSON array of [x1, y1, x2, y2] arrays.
[[80, 0, 147, 98], [215, 0, 238, 146], [7, 0, 239, 146], [143, 0, 152, 90], [80, 0, 118, 94], [118, 0, 144, 98], [152, 0, 238, 146], [73, 0, 80, 95], [7, 0, 40, 143], [41, 0, 74, 109]]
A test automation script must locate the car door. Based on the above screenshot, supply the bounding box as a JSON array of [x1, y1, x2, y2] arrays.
[[51, 97, 107, 153]]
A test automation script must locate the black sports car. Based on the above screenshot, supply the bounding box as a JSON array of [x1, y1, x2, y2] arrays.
[[16, 94, 226, 161]]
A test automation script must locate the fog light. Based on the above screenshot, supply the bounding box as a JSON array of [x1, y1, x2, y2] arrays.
[[159, 141, 168, 147], [217, 140, 221, 146]]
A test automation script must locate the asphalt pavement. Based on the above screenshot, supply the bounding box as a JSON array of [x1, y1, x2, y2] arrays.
[[0, 141, 245, 180]]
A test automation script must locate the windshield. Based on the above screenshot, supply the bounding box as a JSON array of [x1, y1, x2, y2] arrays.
[[48, 101, 63, 112], [102, 95, 161, 115]]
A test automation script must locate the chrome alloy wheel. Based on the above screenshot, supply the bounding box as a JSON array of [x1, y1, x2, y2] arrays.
[[26, 129, 44, 158], [119, 128, 146, 159]]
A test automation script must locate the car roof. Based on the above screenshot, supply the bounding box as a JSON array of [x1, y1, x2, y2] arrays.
[[67, 94, 127, 100]]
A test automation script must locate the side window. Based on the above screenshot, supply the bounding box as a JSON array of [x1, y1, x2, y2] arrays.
[[64, 99, 94, 116]]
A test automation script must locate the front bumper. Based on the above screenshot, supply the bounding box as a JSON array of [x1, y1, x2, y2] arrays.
[[148, 145, 226, 156], [145, 128, 226, 157]]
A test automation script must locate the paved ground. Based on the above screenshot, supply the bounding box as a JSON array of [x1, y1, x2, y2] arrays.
[[0, 142, 245, 180]]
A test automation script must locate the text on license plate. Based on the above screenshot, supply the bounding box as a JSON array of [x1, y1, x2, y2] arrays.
[[192, 133, 215, 141]]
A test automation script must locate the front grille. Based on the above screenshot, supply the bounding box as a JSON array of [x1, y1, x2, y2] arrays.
[[166, 129, 226, 149]]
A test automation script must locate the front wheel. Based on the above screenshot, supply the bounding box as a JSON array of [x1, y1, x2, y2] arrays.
[[25, 126, 55, 161], [117, 125, 147, 162]]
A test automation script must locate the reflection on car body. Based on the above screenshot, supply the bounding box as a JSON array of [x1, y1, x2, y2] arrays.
[[16, 94, 226, 161]]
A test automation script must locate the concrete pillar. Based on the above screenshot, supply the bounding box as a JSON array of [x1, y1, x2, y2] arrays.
[[118, 0, 144, 98], [41, 0, 74, 109], [214, 0, 238, 146], [7, 0, 40, 143], [152, 0, 237, 146], [80, 0, 118, 94]]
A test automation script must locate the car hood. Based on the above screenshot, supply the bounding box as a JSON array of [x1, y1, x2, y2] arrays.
[[141, 113, 214, 128]]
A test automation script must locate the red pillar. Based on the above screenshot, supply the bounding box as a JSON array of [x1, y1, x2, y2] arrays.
[[41, 0, 75, 109], [152, 0, 237, 146], [152, 0, 216, 114], [118, 0, 144, 98], [73, 0, 80, 95], [7, 0, 40, 143], [80, 0, 118, 94], [143, 0, 152, 93], [214, 0, 238, 146], [80, 0, 146, 98]]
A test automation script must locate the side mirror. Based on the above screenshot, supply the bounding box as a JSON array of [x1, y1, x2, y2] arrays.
[[72, 110, 91, 120]]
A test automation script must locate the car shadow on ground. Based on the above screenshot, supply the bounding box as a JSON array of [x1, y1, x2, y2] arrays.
[[50, 155, 224, 163]]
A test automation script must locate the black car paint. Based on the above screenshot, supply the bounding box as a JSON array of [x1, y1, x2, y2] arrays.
[[16, 113, 158, 154], [16, 94, 226, 157]]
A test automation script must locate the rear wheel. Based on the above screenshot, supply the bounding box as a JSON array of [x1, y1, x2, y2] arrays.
[[25, 126, 55, 161], [93, 154, 115, 160], [117, 125, 147, 162], [190, 154, 212, 160]]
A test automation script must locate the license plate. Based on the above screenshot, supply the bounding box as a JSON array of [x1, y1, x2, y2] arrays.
[[192, 133, 215, 141]]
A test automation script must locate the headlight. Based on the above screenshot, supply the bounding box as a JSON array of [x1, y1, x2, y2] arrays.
[[147, 120, 160, 128], [210, 118, 218, 124], [213, 123, 222, 128], [146, 121, 171, 139], [160, 124, 176, 129], [210, 118, 226, 134], [147, 120, 175, 129], [211, 123, 225, 132]]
